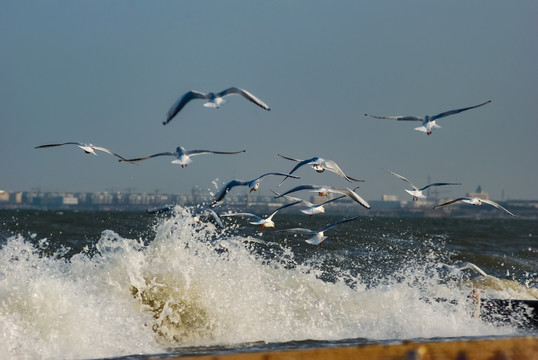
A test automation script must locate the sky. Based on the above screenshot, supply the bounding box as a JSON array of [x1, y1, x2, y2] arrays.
[[1, 0, 537, 203]]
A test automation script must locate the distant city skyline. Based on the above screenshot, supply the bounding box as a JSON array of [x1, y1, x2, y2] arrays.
[[1, 1, 537, 201]]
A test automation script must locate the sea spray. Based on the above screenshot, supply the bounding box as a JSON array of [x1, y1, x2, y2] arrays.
[[0, 207, 530, 359]]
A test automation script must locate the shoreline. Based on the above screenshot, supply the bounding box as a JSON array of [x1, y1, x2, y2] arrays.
[[147, 336, 538, 360]]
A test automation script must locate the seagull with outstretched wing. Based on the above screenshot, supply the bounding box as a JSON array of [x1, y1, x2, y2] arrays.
[[274, 184, 370, 209], [365, 100, 491, 135], [271, 190, 347, 217], [119, 146, 245, 167], [433, 197, 516, 217], [385, 169, 461, 201], [212, 172, 299, 206], [164, 87, 270, 125], [279, 216, 360, 245], [35, 142, 133, 163], [277, 154, 364, 186]]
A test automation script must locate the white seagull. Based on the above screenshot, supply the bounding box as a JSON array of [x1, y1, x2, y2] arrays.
[[274, 184, 371, 209], [440, 262, 489, 278], [279, 216, 360, 245], [271, 190, 347, 217], [385, 169, 461, 201], [219, 202, 298, 231], [212, 172, 299, 206], [118, 146, 245, 168], [277, 154, 364, 186], [364, 100, 491, 135], [35, 142, 132, 163], [433, 197, 517, 217], [164, 87, 271, 125]]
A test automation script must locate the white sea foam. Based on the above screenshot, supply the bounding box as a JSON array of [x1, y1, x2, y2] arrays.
[[0, 206, 524, 359]]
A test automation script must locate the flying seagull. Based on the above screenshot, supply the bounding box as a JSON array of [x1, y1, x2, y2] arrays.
[[279, 216, 360, 245], [164, 87, 271, 125], [274, 184, 371, 209], [277, 154, 364, 186], [385, 169, 461, 201], [119, 146, 246, 167], [271, 190, 347, 217], [433, 197, 516, 217], [219, 201, 299, 231], [364, 100, 491, 135], [35, 142, 132, 162], [439, 262, 489, 278], [212, 172, 299, 206]]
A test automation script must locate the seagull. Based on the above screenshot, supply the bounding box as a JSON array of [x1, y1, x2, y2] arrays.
[[271, 190, 347, 217], [364, 100, 491, 135], [219, 202, 298, 231], [35, 142, 132, 162], [452, 262, 489, 277], [433, 197, 517, 217], [212, 172, 300, 206], [274, 184, 371, 209], [385, 169, 461, 201], [118, 146, 246, 167], [277, 154, 364, 186], [164, 87, 271, 125], [279, 216, 360, 245]]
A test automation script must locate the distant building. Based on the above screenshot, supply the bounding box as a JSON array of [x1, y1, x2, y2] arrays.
[[467, 184, 489, 200], [382, 194, 398, 202]]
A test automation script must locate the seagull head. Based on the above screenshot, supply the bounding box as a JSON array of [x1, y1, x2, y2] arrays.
[[78, 145, 97, 155], [311, 163, 325, 173], [249, 181, 260, 192]]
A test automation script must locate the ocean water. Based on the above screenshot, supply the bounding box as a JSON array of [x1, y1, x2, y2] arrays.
[[0, 207, 537, 359]]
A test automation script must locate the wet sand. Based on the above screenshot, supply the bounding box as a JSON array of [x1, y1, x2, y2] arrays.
[[151, 336, 537, 360]]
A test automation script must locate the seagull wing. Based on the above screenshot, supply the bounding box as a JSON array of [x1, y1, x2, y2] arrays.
[[385, 169, 418, 190], [456, 262, 489, 277], [279, 227, 316, 235], [322, 160, 361, 182], [218, 87, 270, 111], [328, 187, 371, 209], [119, 151, 177, 163], [90, 146, 132, 162], [320, 215, 360, 233], [203, 209, 225, 228], [433, 197, 468, 210], [430, 100, 491, 121], [277, 155, 317, 186], [213, 179, 248, 204], [35, 142, 84, 149], [185, 149, 246, 156], [164, 90, 209, 125], [253, 172, 300, 182], [220, 212, 261, 221], [277, 153, 304, 162], [364, 114, 424, 121], [481, 199, 517, 217], [320, 194, 347, 206], [274, 200, 303, 213], [419, 182, 461, 191], [274, 184, 323, 198], [271, 190, 313, 207]]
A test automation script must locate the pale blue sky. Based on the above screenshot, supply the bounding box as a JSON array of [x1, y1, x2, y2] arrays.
[[1, 1, 537, 202]]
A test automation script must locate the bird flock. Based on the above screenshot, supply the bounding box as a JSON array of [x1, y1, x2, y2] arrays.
[[35, 87, 516, 245]]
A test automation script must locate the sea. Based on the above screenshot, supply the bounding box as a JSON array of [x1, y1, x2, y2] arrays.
[[0, 207, 537, 360]]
